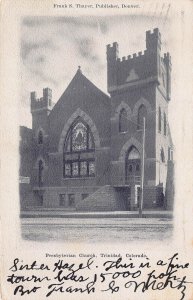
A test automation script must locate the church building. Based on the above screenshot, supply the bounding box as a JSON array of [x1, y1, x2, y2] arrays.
[[20, 28, 174, 211]]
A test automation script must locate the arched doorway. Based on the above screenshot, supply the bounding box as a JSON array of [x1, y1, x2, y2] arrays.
[[125, 146, 141, 184], [125, 146, 141, 208]]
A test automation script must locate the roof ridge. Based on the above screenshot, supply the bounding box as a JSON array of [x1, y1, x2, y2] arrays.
[[73, 67, 110, 98], [49, 69, 110, 117]]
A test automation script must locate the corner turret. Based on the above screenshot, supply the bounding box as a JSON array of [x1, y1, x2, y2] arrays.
[[30, 87, 52, 133], [106, 42, 119, 92], [146, 28, 161, 52], [31, 87, 52, 114]]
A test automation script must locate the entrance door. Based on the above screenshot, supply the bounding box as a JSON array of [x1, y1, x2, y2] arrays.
[[126, 146, 141, 185]]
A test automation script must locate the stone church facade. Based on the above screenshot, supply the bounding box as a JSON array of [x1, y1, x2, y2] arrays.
[[20, 28, 174, 211]]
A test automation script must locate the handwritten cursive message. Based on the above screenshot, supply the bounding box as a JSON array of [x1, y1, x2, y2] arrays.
[[7, 253, 192, 299]]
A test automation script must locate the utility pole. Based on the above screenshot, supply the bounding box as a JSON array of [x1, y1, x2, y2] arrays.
[[139, 117, 145, 218]]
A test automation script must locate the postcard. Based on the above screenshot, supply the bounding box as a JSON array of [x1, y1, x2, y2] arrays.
[[0, 0, 193, 299]]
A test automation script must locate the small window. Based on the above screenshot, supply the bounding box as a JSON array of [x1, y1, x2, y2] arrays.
[[161, 148, 165, 163], [136, 164, 140, 172], [129, 165, 133, 172], [80, 161, 87, 176], [164, 113, 167, 136], [38, 131, 43, 144], [171, 150, 173, 161], [68, 194, 75, 207], [82, 194, 89, 200], [88, 161, 95, 177], [119, 108, 127, 132], [64, 163, 71, 177], [168, 147, 173, 161], [168, 147, 171, 161], [72, 162, 79, 177]]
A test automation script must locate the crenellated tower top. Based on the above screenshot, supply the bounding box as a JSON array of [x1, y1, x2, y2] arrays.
[[30, 87, 52, 114], [106, 28, 171, 101]]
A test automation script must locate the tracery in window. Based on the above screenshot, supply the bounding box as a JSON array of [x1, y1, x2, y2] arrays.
[[63, 118, 95, 178], [79, 162, 86, 176], [72, 122, 87, 151]]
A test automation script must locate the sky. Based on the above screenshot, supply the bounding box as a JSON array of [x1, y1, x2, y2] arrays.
[[20, 9, 173, 129]]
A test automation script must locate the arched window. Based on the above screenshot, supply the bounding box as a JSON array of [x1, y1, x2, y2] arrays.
[[38, 160, 44, 186], [158, 107, 161, 132], [168, 147, 171, 161], [119, 108, 127, 132], [38, 130, 43, 144], [164, 112, 167, 135], [168, 147, 173, 161], [63, 118, 95, 178], [137, 105, 147, 130], [160, 148, 165, 163]]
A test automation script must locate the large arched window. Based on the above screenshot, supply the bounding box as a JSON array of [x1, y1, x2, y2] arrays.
[[164, 112, 167, 135], [119, 108, 127, 133], [63, 118, 95, 178], [158, 107, 162, 132], [38, 160, 44, 186], [137, 104, 147, 130]]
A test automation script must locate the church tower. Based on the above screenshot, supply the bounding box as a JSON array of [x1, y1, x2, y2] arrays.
[[30, 88, 53, 203], [107, 28, 173, 209]]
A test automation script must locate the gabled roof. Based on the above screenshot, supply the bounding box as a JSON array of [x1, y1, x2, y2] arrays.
[[50, 68, 110, 116]]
